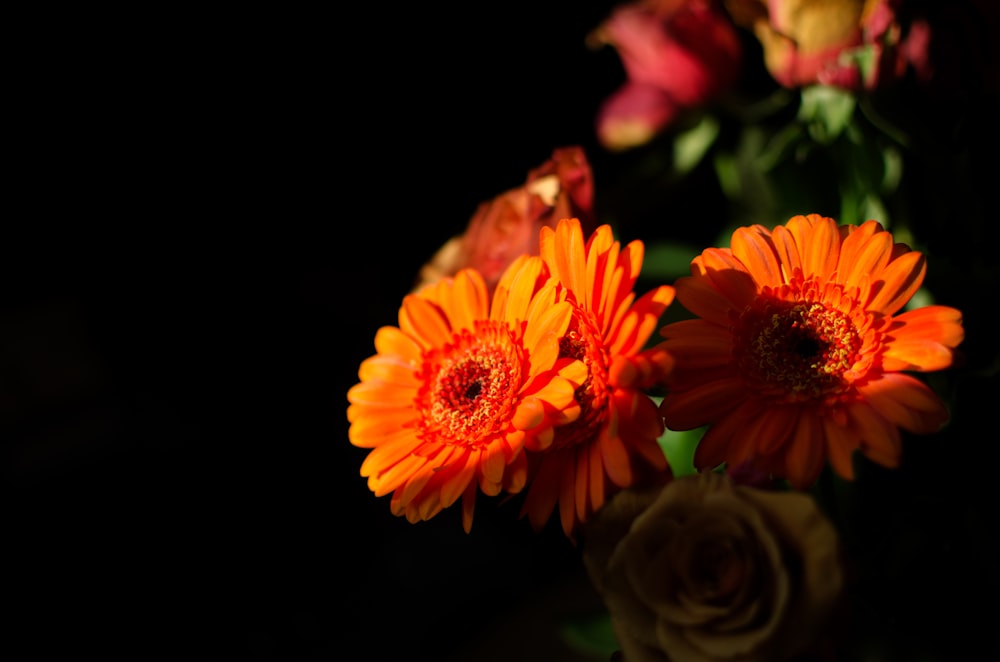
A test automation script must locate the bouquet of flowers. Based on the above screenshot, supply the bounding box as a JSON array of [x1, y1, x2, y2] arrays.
[[346, 1, 998, 659]]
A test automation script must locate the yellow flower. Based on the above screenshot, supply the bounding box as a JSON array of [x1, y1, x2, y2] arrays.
[[519, 218, 677, 538], [582, 472, 844, 662], [656, 214, 964, 488], [348, 260, 587, 532]]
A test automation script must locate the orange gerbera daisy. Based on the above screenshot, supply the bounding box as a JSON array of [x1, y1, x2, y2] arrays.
[[656, 214, 965, 489], [518, 218, 677, 538], [347, 259, 587, 532]]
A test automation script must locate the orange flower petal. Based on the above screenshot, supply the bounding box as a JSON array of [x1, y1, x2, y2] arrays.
[[480, 445, 508, 487], [783, 215, 839, 278], [522, 456, 563, 530], [856, 372, 950, 434], [441, 454, 479, 507], [731, 224, 784, 288], [675, 274, 740, 326], [600, 416, 633, 488], [660, 376, 747, 430], [839, 223, 893, 287], [866, 250, 926, 314], [350, 416, 415, 449], [782, 414, 826, 489], [373, 326, 423, 364], [357, 354, 420, 387], [346, 381, 415, 407], [823, 416, 860, 480], [656, 319, 733, 373], [846, 400, 902, 468], [513, 396, 546, 430], [693, 401, 758, 470], [494, 255, 546, 320], [398, 294, 453, 348], [881, 305, 964, 371], [699, 248, 759, 308], [446, 269, 489, 331], [608, 285, 675, 356]]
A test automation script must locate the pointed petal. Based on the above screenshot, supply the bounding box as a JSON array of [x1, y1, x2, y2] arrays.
[[837, 220, 883, 281], [399, 295, 452, 348], [786, 215, 839, 279], [357, 354, 420, 386], [866, 251, 926, 314], [692, 402, 757, 470], [674, 274, 740, 327], [660, 376, 747, 430], [857, 372, 950, 434], [881, 305, 964, 371], [699, 248, 759, 309], [600, 418, 633, 488], [847, 400, 902, 468], [782, 414, 826, 489], [373, 326, 424, 364], [523, 455, 563, 531], [731, 225, 783, 288], [823, 415, 860, 480]]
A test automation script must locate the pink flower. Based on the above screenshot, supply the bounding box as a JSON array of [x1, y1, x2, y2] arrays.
[[413, 146, 595, 295], [589, 0, 743, 150]]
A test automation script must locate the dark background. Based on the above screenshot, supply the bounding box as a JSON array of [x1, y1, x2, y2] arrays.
[[6, 3, 999, 660], [5, 4, 630, 661]]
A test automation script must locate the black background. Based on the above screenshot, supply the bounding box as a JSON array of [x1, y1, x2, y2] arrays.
[[5, 4, 629, 660], [6, 3, 1000, 660]]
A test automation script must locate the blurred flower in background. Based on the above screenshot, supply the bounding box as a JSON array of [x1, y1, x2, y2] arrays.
[[587, 0, 743, 151], [582, 472, 844, 662], [413, 146, 596, 295], [723, 0, 926, 90]]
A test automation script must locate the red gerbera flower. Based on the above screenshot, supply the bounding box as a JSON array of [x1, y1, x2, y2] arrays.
[[518, 218, 677, 538], [656, 214, 964, 488]]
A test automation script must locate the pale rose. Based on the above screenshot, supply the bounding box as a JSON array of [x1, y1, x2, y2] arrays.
[[412, 146, 595, 295], [582, 472, 843, 662]]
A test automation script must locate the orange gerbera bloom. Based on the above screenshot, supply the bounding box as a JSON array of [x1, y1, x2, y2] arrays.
[[519, 218, 677, 538], [347, 259, 587, 532], [656, 214, 965, 488]]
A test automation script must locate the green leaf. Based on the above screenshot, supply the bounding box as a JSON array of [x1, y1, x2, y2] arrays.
[[672, 115, 720, 176], [658, 425, 704, 477], [641, 242, 700, 281], [798, 85, 857, 144], [843, 44, 876, 87], [560, 610, 619, 660]]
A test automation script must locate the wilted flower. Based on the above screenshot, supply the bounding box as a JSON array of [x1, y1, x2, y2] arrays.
[[347, 260, 587, 532], [655, 214, 964, 488], [413, 146, 595, 295], [518, 218, 676, 539], [582, 472, 844, 662], [724, 0, 927, 90], [588, 0, 743, 151]]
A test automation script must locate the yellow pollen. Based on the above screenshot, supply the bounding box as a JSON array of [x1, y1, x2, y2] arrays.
[[416, 323, 521, 446], [735, 300, 861, 402]]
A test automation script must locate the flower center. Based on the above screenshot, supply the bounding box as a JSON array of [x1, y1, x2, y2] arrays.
[[416, 321, 522, 447], [550, 309, 609, 450], [734, 298, 862, 402]]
